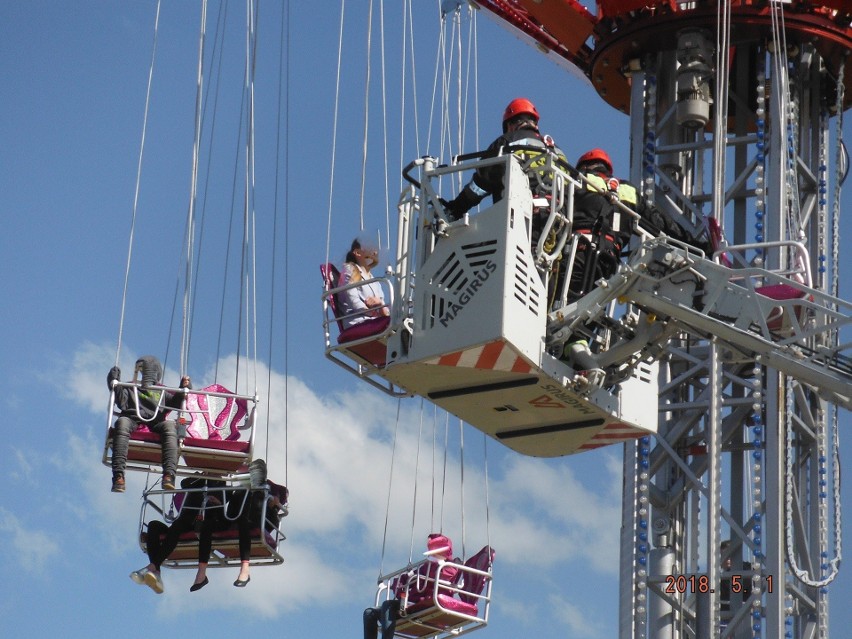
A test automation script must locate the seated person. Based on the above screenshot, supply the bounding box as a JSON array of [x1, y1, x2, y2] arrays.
[[363, 533, 458, 639], [108, 356, 191, 493], [338, 238, 390, 330], [130, 475, 227, 594], [226, 460, 288, 588]]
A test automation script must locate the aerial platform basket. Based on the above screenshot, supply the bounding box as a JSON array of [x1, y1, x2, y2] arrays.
[[325, 153, 659, 457]]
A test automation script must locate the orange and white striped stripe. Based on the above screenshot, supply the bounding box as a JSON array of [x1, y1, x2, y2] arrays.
[[424, 339, 532, 373], [578, 422, 644, 450]]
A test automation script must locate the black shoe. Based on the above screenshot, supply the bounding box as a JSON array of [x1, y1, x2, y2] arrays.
[[233, 576, 251, 587], [190, 577, 209, 592], [111, 474, 126, 493]]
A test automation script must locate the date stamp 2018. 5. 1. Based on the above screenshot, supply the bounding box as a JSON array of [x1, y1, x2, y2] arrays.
[[664, 574, 773, 594]]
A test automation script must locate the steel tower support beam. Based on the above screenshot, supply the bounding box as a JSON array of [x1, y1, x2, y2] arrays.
[[619, 37, 839, 639]]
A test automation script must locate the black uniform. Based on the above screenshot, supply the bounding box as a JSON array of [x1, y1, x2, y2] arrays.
[[446, 125, 563, 218]]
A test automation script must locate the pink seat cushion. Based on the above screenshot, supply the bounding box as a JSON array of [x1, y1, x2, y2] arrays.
[[757, 283, 805, 302], [337, 316, 390, 367], [182, 437, 250, 453], [337, 316, 390, 343]]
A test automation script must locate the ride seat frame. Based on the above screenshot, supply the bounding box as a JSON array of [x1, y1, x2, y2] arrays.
[[374, 548, 494, 639], [138, 483, 286, 569], [102, 382, 258, 480]]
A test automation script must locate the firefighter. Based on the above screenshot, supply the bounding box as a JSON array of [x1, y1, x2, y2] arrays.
[[568, 147, 708, 300], [444, 97, 565, 219], [562, 149, 706, 390]]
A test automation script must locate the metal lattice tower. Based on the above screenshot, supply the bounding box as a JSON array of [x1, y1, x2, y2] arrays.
[[619, 34, 845, 639]]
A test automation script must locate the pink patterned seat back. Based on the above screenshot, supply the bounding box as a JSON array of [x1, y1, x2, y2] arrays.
[[457, 546, 495, 605], [320, 263, 345, 332], [184, 384, 248, 441]]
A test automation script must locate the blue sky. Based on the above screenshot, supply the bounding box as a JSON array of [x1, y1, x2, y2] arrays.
[[1, 2, 851, 638]]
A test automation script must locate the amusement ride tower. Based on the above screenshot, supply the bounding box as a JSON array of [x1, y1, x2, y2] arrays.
[[470, 2, 852, 637]]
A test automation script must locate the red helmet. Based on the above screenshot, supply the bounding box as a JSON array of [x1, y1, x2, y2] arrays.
[[577, 148, 613, 174], [502, 98, 539, 131]]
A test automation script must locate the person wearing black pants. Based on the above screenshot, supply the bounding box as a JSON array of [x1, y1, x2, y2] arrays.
[[130, 477, 226, 593]]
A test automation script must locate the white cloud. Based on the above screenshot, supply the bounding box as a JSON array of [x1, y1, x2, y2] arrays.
[[548, 592, 608, 638], [489, 455, 622, 573], [0, 507, 60, 575], [50, 345, 630, 618], [9, 447, 34, 484]]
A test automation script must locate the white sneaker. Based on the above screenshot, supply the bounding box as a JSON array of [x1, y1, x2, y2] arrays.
[[144, 569, 165, 594], [129, 567, 149, 585]]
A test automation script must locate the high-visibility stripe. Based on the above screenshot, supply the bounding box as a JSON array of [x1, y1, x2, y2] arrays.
[[437, 351, 463, 366], [428, 340, 532, 373], [578, 422, 643, 449], [476, 341, 505, 369]]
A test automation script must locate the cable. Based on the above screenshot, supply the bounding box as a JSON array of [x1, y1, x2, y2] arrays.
[[358, 0, 374, 231], [116, 0, 162, 366], [325, 0, 346, 269], [181, 0, 210, 378], [378, 399, 404, 580]]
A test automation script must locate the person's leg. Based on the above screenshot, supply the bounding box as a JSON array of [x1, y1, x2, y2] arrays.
[[145, 520, 168, 568], [233, 506, 252, 586], [155, 509, 195, 566], [568, 246, 590, 302], [378, 599, 401, 639], [138, 517, 171, 594], [150, 419, 178, 487], [362, 606, 381, 639], [111, 417, 137, 491], [131, 519, 166, 586], [191, 525, 212, 591], [237, 515, 252, 563]]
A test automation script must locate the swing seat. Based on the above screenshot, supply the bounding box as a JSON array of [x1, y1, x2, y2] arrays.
[[756, 283, 810, 334], [396, 597, 479, 638], [138, 484, 286, 569], [179, 383, 255, 473], [104, 427, 165, 465], [339, 315, 391, 349], [139, 526, 283, 567], [103, 383, 258, 479], [321, 263, 392, 364], [321, 263, 406, 396], [379, 546, 495, 639], [709, 235, 814, 337]]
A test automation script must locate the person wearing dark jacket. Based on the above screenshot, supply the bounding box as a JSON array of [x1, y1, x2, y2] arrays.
[[108, 355, 190, 493], [568, 147, 710, 300], [562, 149, 710, 389], [445, 97, 565, 219]]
